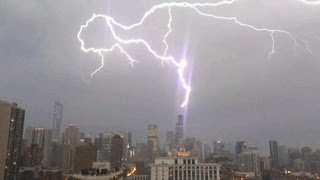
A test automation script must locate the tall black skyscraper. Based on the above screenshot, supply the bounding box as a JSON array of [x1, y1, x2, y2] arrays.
[[52, 101, 63, 142], [269, 140, 279, 168], [0, 101, 25, 180], [175, 114, 184, 147], [111, 135, 123, 170]]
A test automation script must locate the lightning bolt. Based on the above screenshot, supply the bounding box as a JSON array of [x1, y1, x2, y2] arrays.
[[77, 0, 311, 108]]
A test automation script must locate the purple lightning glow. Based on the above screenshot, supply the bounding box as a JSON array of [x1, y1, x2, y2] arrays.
[[77, 0, 312, 108]]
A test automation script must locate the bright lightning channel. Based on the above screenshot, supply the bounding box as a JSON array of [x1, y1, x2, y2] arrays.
[[77, 0, 310, 108]]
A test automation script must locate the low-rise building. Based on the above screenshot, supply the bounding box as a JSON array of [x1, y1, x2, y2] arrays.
[[150, 156, 220, 180], [67, 170, 123, 180]]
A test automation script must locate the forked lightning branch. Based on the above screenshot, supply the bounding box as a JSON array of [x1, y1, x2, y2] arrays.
[[77, 0, 317, 108]]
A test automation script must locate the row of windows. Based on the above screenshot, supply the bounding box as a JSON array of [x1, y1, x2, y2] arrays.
[[154, 166, 217, 171]]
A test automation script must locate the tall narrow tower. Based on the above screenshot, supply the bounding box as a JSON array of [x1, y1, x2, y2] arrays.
[[175, 114, 184, 147], [0, 101, 25, 180], [147, 124, 159, 162], [52, 101, 63, 142], [110, 135, 123, 170], [269, 140, 279, 168]]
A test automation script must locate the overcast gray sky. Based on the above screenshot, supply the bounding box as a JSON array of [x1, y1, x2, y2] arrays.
[[0, 0, 319, 153]]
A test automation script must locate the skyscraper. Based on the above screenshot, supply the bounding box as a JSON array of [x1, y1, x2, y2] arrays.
[[238, 148, 261, 176], [52, 101, 63, 142], [147, 124, 159, 162], [0, 101, 25, 180], [99, 132, 114, 161], [269, 140, 279, 168], [119, 131, 129, 161], [278, 145, 289, 167], [110, 135, 123, 170], [165, 131, 174, 152], [214, 140, 225, 154], [175, 114, 184, 147], [31, 128, 52, 167], [74, 143, 97, 173], [235, 141, 247, 155], [62, 124, 79, 174]]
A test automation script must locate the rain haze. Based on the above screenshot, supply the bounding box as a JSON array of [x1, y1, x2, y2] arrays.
[[1, 0, 320, 153]]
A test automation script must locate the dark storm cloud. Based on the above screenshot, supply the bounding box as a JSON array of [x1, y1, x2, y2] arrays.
[[0, 0, 319, 152]]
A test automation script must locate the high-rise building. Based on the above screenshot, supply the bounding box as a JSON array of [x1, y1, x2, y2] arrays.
[[202, 142, 211, 160], [119, 131, 129, 161], [260, 156, 271, 171], [23, 144, 42, 167], [52, 101, 63, 142], [74, 143, 97, 173], [214, 140, 225, 154], [301, 146, 312, 161], [238, 148, 261, 176], [165, 131, 175, 153], [62, 124, 79, 174], [31, 128, 52, 167], [166, 131, 174, 147], [269, 140, 279, 168], [128, 131, 132, 148], [50, 140, 62, 168], [110, 135, 123, 170], [99, 132, 114, 161], [84, 136, 92, 144], [235, 141, 247, 155], [175, 114, 184, 147], [288, 148, 301, 166], [23, 126, 34, 147], [0, 101, 25, 180], [150, 156, 221, 180], [79, 132, 85, 142], [278, 145, 289, 167], [135, 141, 148, 161], [147, 125, 159, 162]]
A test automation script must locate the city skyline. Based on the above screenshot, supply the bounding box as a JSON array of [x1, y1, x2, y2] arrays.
[[2, 100, 320, 179], [1, 0, 320, 153]]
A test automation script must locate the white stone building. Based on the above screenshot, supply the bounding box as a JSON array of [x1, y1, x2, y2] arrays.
[[150, 156, 220, 180]]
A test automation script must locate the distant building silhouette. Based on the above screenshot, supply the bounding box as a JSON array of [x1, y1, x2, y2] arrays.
[[52, 101, 63, 142], [278, 145, 289, 167], [0, 101, 25, 180], [235, 141, 247, 155], [214, 140, 225, 154], [165, 131, 174, 153], [269, 140, 279, 168]]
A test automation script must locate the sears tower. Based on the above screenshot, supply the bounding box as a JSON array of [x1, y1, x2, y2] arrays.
[[52, 101, 63, 142]]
